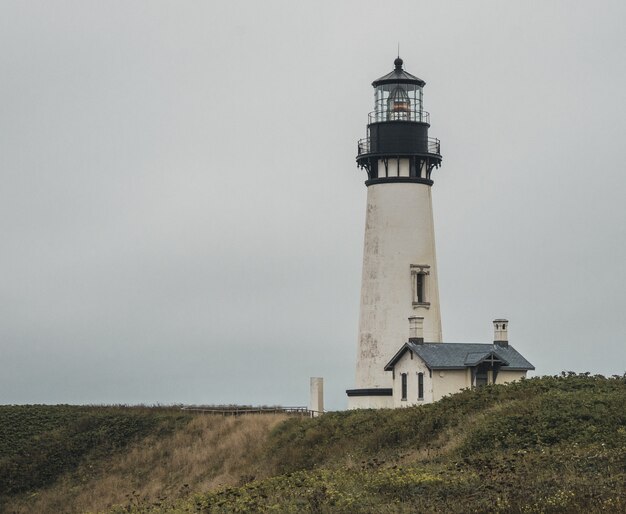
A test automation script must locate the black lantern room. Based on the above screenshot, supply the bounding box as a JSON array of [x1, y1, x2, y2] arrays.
[[357, 57, 442, 185]]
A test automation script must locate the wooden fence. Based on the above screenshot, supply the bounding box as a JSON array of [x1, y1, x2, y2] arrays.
[[180, 406, 323, 417]]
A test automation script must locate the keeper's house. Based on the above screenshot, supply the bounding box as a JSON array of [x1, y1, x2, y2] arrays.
[[383, 318, 534, 408]]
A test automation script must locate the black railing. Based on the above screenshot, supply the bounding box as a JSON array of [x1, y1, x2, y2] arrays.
[[368, 109, 430, 125], [357, 137, 441, 156]]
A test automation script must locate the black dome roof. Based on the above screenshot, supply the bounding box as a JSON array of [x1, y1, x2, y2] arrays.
[[372, 58, 426, 88]]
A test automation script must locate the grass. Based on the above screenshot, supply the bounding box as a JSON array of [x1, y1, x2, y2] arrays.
[[0, 405, 187, 497], [0, 406, 286, 514], [1, 374, 625, 513], [116, 374, 626, 513]]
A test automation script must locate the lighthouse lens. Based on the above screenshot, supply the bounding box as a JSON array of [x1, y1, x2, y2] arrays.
[[388, 86, 411, 120], [374, 83, 423, 123]]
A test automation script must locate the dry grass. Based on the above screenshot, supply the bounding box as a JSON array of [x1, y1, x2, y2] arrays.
[[391, 400, 515, 467], [4, 413, 287, 514]]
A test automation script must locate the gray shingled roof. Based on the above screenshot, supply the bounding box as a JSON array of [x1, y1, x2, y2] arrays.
[[384, 342, 535, 371]]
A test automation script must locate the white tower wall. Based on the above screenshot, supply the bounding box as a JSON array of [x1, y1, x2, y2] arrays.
[[349, 182, 442, 409]]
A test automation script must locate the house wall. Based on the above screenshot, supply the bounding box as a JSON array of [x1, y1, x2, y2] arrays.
[[431, 369, 471, 401], [388, 352, 529, 407], [391, 351, 433, 407], [347, 395, 393, 409], [495, 370, 527, 384]]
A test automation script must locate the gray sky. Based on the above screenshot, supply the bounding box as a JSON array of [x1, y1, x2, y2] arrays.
[[1, 1, 625, 410]]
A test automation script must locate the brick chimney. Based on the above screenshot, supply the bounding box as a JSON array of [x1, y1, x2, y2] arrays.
[[409, 316, 424, 344], [493, 319, 509, 347]]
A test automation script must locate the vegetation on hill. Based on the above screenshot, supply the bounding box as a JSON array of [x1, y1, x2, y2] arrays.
[[124, 374, 626, 513], [0, 405, 185, 497], [1, 374, 625, 513], [0, 406, 286, 513]]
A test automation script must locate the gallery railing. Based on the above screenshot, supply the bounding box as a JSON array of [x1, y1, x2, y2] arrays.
[[368, 109, 430, 125]]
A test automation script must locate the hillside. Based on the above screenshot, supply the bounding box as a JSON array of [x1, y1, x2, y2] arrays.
[[1, 374, 625, 513], [0, 406, 286, 513]]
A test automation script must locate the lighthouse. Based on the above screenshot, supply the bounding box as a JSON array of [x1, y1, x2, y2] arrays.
[[347, 58, 444, 409]]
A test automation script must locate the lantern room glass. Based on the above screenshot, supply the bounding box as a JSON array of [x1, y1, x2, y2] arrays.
[[373, 83, 423, 123]]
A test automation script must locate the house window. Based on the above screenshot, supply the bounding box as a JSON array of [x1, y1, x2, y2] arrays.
[[474, 363, 489, 387], [418, 372, 424, 400], [401, 373, 407, 401], [410, 265, 430, 307], [475, 372, 488, 387]]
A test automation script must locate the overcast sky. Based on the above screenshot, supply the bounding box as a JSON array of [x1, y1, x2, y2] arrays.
[[1, 1, 625, 410]]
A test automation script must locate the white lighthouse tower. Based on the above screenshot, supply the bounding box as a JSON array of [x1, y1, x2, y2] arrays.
[[347, 58, 443, 409]]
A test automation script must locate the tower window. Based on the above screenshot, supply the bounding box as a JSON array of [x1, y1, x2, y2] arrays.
[[418, 372, 424, 400], [401, 373, 407, 401], [416, 273, 424, 303], [410, 264, 431, 307]]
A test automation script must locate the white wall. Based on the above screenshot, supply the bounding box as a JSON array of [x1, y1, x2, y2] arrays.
[[495, 370, 527, 384], [347, 395, 393, 409], [431, 369, 471, 401], [377, 158, 410, 177]]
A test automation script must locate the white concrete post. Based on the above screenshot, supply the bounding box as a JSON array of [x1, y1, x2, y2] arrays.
[[309, 377, 324, 417]]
